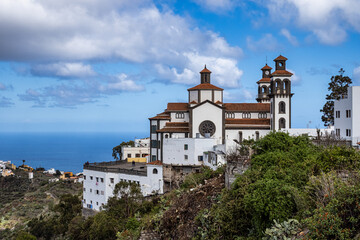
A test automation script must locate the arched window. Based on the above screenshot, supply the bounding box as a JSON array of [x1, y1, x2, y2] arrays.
[[165, 134, 169, 138], [279, 101, 286, 114], [275, 79, 282, 94], [255, 131, 259, 141], [226, 112, 235, 118], [284, 79, 290, 94], [279, 118, 286, 129], [153, 168, 158, 174], [262, 86, 267, 94], [242, 112, 251, 119]]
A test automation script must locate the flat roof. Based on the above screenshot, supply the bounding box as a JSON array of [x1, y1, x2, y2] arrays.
[[84, 161, 148, 176]]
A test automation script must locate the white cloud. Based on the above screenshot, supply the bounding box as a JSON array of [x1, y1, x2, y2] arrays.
[[101, 74, 145, 92], [0, 83, 13, 91], [31, 62, 96, 78], [288, 69, 301, 85], [1, 0, 244, 105], [155, 52, 243, 88], [192, 0, 235, 12], [280, 28, 298, 46], [263, 0, 360, 45], [0, 96, 14, 107], [18, 74, 145, 107], [0, 0, 242, 64], [353, 66, 360, 84], [247, 34, 281, 52]]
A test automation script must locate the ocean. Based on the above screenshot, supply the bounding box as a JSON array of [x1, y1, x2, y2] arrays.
[[0, 132, 147, 173]]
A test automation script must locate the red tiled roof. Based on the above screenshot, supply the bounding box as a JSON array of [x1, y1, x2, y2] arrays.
[[257, 78, 271, 83], [200, 66, 211, 73], [149, 112, 171, 120], [166, 103, 189, 111], [225, 119, 270, 125], [261, 64, 272, 70], [271, 70, 293, 76], [274, 55, 288, 61], [188, 83, 223, 91], [190, 101, 197, 104], [157, 122, 189, 133], [147, 160, 162, 165], [166, 122, 189, 127], [224, 103, 270, 112], [215, 101, 223, 104]]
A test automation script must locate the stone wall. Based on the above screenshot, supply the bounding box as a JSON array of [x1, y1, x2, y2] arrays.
[[225, 155, 251, 189]]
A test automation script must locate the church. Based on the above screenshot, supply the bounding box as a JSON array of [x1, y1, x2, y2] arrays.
[[149, 55, 294, 166]]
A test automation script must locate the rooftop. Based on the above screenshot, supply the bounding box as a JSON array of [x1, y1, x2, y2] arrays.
[[84, 161, 147, 176]]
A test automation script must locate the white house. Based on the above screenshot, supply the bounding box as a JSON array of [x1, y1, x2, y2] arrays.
[[83, 160, 163, 211], [149, 55, 294, 165], [334, 86, 360, 147]]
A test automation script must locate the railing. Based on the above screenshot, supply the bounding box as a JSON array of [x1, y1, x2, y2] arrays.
[[84, 163, 147, 176]]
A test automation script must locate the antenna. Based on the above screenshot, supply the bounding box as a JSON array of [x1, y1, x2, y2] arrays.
[[266, 56, 267, 65]]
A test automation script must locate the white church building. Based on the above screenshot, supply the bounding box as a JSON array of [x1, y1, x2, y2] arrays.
[[149, 55, 294, 168]]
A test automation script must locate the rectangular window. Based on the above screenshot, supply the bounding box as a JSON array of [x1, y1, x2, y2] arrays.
[[110, 178, 114, 184], [151, 140, 158, 148], [90, 188, 92, 193], [151, 125, 157, 133], [336, 111, 340, 118], [135, 153, 140, 157], [142, 153, 147, 157], [101, 178, 104, 183], [255, 131, 260, 141], [101, 191, 104, 195], [127, 153, 131, 158], [96, 190, 99, 195], [90, 176, 93, 180], [152, 155, 156, 161], [346, 110, 351, 118], [184, 144, 188, 150], [185, 133, 189, 138], [198, 156, 203, 161], [83, 188, 86, 192], [184, 155, 188, 160], [346, 129, 352, 137], [239, 131, 243, 144], [96, 177, 99, 182], [84, 199, 86, 203], [84, 175, 86, 180], [336, 129, 340, 136]]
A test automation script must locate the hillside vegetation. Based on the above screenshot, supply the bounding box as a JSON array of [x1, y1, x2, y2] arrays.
[[5, 132, 360, 240]]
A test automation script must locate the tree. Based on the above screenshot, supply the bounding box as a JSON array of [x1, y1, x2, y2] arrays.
[[112, 140, 135, 160], [320, 68, 352, 126]]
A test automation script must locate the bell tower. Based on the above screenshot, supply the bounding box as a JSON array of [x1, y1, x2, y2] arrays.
[[256, 64, 272, 103], [269, 55, 293, 130], [200, 65, 211, 84]]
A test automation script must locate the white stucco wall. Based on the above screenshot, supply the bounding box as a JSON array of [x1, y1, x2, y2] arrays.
[[83, 166, 163, 211], [272, 95, 290, 130], [189, 90, 198, 103], [200, 90, 212, 102], [192, 102, 223, 141], [335, 86, 360, 145], [225, 129, 270, 152], [214, 90, 222, 102], [162, 138, 216, 165]]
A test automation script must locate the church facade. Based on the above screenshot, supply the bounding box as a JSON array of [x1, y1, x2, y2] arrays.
[[149, 55, 294, 165]]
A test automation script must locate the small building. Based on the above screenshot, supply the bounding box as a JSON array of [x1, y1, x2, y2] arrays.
[[83, 160, 163, 211], [121, 138, 150, 161], [2, 169, 14, 177], [334, 86, 360, 147]]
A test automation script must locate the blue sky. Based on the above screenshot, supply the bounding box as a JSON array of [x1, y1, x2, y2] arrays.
[[0, 0, 359, 133]]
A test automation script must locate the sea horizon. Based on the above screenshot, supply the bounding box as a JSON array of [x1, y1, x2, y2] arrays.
[[0, 131, 148, 173]]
